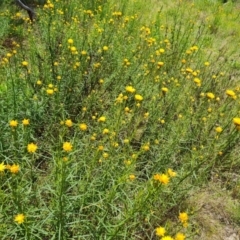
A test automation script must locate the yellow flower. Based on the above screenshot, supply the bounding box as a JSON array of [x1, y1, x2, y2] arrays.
[[175, 232, 186, 240], [215, 126, 223, 133], [9, 120, 18, 127], [206, 92, 215, 99], [46, 89, 54, 95], [167, 168, 177, 177], [233, 117, 240, 126], [70, 46, 77, 52], [162, 87, 169, 93], [79, 123, 88, 131], [63, 142, 73, 152], [103, 46, 108, 51], [22, 61, 28, 66], [14, 213, 25, 224], [102, 128, 109, 134], [98, 116, 106, 122], [27, 143, 38, 153], [9, 164, 20, 174], [226, 89, 236, 99], [67, 38, 74, 44], [161, 236, 174, 240], [0, 162, 6, 172], [153, 173, 161, 181], [193, 78, 201, 86], [142, 144, 150, 151], [179, 212, 188, 223], [129, 174, 136, 181], [157, 61, 164, 67], [125, 86, 136, 93], [159, 174, 170, 185], [65, 119, 73, 127], [155, 226, 166, 237], [22, 119, 30, 126], [135, 94, 143, 101]]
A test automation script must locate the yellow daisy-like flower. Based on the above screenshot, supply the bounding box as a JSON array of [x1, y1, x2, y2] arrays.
[[9, 164, 20, 174], [9, 120, 18, 127], [125, 86, 136, 93], [0, 162, 6, 172], [135, 94, 143, 101], [46, 89, 54, 95], [167, 168, 177, 177], [67, 38, 74, 44], [79, 123, 88, 131], [226, 90, 237, 99], [98, 116, 106, 122], [155, 226, 166, 237], [159, 174, 170, 185], [129, 174, 136, 181], [179, 212, 188, 223], [21, 61, 28, 66], [27, 143, 38, 153], [63, 142, 73, 152], [161, 236, 174, 240], [103, 46, 109, 51], [162, 87, 169, 93], [215, 126, 223, 133], [206, 92, 215, 99], [175, 232, 186, 240], [233, 117, 240, 126], [102, 128, 109, 134], [22, 119, 30, 126], [65, 119, 73, 127], [14, 213, 25, 224]]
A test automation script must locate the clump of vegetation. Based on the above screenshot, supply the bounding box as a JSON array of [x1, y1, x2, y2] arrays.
[[0, 0, 239, 239]]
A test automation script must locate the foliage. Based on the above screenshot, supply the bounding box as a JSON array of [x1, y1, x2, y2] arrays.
[[0, 0, 239, 239]]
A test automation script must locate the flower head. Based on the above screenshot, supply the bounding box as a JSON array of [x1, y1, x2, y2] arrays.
[[67, 38, 74, 44], [135, 94, 143, 101], [22, 119, 30, 126], [9, 164, 20, 174], [65, 119, 73, 127], [98, 116, 106, 122], [233, 118, 240, 127], [0, 162, 6, 172], [103, 46, 108, 51], [129, 174, 136, 181], [226, 90, 236, 99], [162, 87, 169, 93], [79, 123, 88, 131], [125, 86, 136, 93], [215, 126, 223, 133], [22, 61, 28, 66], [14, 213, 25, 224], [206, 92, 215, 99], [63, 142, 73, 152], [167, 168, 177, 177], [179, 212, 188, 224], [161, 236, 174, 240], [175, 232, 186, 240], [155, 226, 166, 237], [27, 143, 38, 153], [9, 120, 18, 128]]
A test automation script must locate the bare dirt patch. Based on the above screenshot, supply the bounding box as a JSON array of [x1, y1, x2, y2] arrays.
[[188, 183, 240, 240]]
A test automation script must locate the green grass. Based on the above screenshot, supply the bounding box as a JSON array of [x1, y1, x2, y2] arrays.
[[0, 0, 240, 239]]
